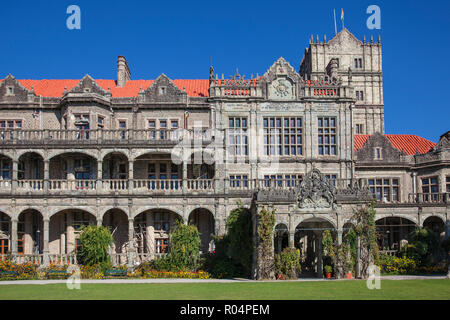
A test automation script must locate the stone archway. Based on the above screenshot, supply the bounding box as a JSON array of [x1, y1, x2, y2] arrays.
[[0, 212, 11, 255], [18, 209, 44, 255], [102, 209, 128, 254], [375, 217, 417, 252], [423, 216, 445, 239], [294, 218, 336, 278], [274, 223, 288, 254], [188, 208, 215, 254], [133, 209, 183, 257], [49, 209, 96, 255]]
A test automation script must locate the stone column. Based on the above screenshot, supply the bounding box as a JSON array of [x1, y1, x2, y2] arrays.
[[44, 160, 49, 192], [182, 158, 188, 193], [316, 232, 323, 278], [288, 231, 295, 248], [66, 212, 74, 253], [146, 213, 154, 258], [43, 219, 50, 266], [11, 219, 18, 257], [97, 160, 103, 190], [127, 218, 135, 268], [128, 160, 134, 194], [12, 160, 18, 189], [355, 235, 361, 278], [337, 229, 343, 245]]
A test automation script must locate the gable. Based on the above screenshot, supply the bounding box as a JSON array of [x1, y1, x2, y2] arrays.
[[141, 74, 187, 104], [356, 132, 402, 162], [0, 74, 34, 103], [67, 75, 108, 96]]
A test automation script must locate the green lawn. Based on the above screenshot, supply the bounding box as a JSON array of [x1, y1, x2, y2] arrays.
[[0, 280, 448, 300]]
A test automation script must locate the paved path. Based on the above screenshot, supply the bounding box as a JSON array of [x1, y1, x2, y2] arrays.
[[0, 275, 447, 285]]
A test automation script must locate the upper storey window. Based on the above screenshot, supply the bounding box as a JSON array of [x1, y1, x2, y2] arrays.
[[228, 117, 248, 156], [356, 90, 364, 101], [421, 177, 439, 201], [318, 117, 337, 156], [446, 176, 450, 193], [354, 58, 363, 69], [263, 117, 303, 156], [369, 178, 399, 202]]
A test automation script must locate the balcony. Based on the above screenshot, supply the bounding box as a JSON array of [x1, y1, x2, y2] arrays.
[[0, 128, 216, 146]]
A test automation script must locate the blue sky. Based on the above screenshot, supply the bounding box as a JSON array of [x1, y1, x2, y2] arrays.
[[0, 0, 448, 142]]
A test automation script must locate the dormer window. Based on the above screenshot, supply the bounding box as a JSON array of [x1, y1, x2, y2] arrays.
[[6, 87, 14, 95], [159, 87, 166, 95], [375, 147, 382, 160], [84, 88, 91, 93]]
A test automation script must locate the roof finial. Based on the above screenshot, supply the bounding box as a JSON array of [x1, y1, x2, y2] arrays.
[[316, 34, 319, 43], [370, 35, 374, 43], [310, 35, 313, 44], [324, 34, 327, 43], [363, 35, 366, 43], [378, 35, 381, 43]]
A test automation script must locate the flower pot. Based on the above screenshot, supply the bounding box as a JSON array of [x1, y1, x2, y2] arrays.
[[326, 272, 332, 279], [345, 272, 352, 279]]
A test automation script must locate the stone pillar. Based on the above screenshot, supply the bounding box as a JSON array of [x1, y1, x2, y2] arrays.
[[43, 219, 50, 266], [182, 158, 188, 193], [66, 212, 75, 253], [12, 160, 18, 189], [44, 160, 49, 192], [288, 231, 295, 248], [128, 160, 134, 194], [146, 213, 153, 257], [11, 219, 18, 257], [24, 212, 32, 255], [316, 232, 323, 278], [127, 218, 135, 268], [337, 229, 343, 245], [355, 235, 361, 278], [97, 160, 103, 190]]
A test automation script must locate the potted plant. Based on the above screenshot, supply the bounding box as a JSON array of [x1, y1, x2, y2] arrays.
[[324, 265, 332, 279]]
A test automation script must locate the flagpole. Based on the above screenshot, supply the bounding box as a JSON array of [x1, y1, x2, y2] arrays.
[[333, 9, 337, 35]]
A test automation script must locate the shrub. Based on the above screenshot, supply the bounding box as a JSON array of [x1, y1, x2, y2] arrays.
[[402, 227, 440, 266], [324, 265, 332, 274], [153, 220, 201, 272], [77, 225, 113, 266], [275, 247, 301, 280], [377, 254, 417, 274]]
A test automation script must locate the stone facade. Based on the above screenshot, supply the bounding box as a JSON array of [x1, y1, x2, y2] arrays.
[[0, 28, 448, 275]]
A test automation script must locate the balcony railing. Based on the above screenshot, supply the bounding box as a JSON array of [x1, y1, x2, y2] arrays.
[[407, 193, 450, 204], [0, 129, 215, 145]]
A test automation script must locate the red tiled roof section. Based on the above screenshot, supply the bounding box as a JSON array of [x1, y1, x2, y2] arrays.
[[10, 79, 209, 98], [354, 134, 436, 155]]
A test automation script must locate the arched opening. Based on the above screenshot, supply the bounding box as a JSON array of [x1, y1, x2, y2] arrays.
[[18, 152, 44, 190], [49, 209, 96, 255], [134, 153, 182, 191], [103, 152, 128, 180], [376, 217, 417, 252], [17, 209, 43, 255], [0, 212, 11, 256], [102, 209, 128, 254], [49, 153, 98, 190], [295, 218, 336, 278], [274, 223, 288, 254], [133, 209, 183, 257], [423, 216, 445, 239], [188, 208, 215, 254], [0, 155, 12, 189]]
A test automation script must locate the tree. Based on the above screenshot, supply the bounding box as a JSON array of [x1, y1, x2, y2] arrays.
[[77, 225, 113, 266]]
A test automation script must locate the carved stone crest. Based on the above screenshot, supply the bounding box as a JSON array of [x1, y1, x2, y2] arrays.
[[0, 230, 9, 239], [296, 169, 336, 209]]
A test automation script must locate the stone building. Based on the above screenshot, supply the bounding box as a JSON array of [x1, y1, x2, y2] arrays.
[[0, 28, 448, 276]]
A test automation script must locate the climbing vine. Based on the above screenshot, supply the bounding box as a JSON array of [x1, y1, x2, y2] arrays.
[[256, 207, 276, 280], [352, 201, 379, 279]]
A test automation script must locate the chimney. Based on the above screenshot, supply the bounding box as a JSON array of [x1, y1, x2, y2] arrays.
[[117, 56, 131, 87]]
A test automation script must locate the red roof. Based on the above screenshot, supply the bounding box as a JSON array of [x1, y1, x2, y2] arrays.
[[2, 79, 209, 98], [355, 134, 436, 155]]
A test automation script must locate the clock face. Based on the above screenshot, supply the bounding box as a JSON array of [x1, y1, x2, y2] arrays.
[[271, 78, 293, 100]]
